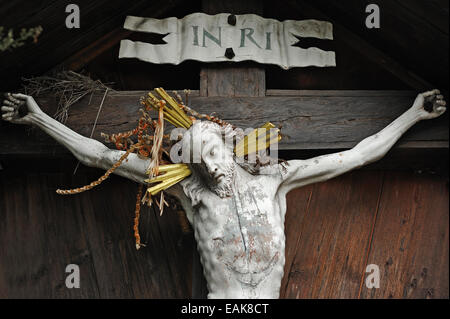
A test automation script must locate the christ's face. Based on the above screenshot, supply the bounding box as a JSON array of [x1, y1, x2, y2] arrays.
[[200, 132, 235, 195], [181, 121, 236, 198]]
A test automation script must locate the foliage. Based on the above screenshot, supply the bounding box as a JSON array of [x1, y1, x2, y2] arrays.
[[0, 26, 43, 52]]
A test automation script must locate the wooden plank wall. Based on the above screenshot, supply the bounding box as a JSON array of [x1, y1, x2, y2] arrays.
[[282, 171, 449, 299], [0, 167, 447, 298], [0, 168, 194, 298]]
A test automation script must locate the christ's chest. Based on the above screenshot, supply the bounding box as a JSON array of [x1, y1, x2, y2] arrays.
[[195, 179, 283, 279]]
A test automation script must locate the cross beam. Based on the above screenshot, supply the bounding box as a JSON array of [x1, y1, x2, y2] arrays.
[[0, 90, 447, 156]]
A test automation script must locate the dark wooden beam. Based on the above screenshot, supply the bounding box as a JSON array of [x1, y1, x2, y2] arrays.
[[200, 0, 265, 97], [0, 90, 447, 155]]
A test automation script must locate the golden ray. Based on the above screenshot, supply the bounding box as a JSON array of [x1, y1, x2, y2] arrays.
[[141, 88, 193, 128], [234, 122, 282, 157], [145, 164, 192, 196]]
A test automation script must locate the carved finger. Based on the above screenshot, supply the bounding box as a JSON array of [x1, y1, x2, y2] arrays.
[[2, 113, 13, 120], [7, 93, 22, 105], [12, 93, 29, 101], [1, 106, 17, 117], [435, 106, 446, 114], [4, 100, 16, 107], [436, 95, 444, 100], [1, 106, 15, 113], [422, 89, 440, 97], [436, 100, 446, 107]]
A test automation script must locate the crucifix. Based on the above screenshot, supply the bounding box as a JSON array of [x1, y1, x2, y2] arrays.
[[1, 0, 447, 299]]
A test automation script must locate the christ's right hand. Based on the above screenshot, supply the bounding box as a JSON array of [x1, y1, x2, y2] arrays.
[[1, 93, 43, 125]]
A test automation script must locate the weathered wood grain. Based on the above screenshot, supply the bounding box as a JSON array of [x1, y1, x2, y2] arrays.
[[359, 171, 449, 299], [0, 171, 193, 298], [0, 172, 100, 298], [1, 156, 447, 299], [1, 90, 446, 156], [200, 0, 265, 97], [283, 171, 384, 298], [280, 185, 314, 298], [200, 63, 266, 97]]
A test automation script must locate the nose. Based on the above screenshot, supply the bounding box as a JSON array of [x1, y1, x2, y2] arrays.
[[204, 159, 218, 175], [208, 165, 218, 176]]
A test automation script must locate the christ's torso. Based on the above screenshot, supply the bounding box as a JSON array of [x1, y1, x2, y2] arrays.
[[191, 169, 286, 299]]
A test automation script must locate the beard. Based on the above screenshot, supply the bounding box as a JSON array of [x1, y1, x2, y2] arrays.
[[210, 161, 236, 198], [183, 160, 236, 206]]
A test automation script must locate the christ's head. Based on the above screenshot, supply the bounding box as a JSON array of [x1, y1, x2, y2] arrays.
[[181, 121, 236, 199]]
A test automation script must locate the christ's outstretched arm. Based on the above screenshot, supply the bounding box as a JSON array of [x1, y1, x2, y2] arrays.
[[2, 93, 197, 219], [279, 90, 446, 193], [1, 93, 196, 214], [1, 93, 151, 184]]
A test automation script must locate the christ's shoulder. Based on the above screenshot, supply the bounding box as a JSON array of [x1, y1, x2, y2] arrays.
[[249, 163, 285, 188], [258, 162, 286, 177]]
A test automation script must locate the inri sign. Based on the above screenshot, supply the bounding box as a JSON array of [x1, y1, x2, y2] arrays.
[[119, 13, 336, 69]]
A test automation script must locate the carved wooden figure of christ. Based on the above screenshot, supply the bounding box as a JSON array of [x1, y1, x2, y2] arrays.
[[1, 90, 446, 298]]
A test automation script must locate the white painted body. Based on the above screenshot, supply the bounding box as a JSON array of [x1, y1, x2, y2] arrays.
[[1, 90, 446, 298], [187, 166, 286, 298]]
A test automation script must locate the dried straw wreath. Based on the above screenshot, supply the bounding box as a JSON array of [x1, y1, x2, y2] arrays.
[[56, 88, 282, 250]]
